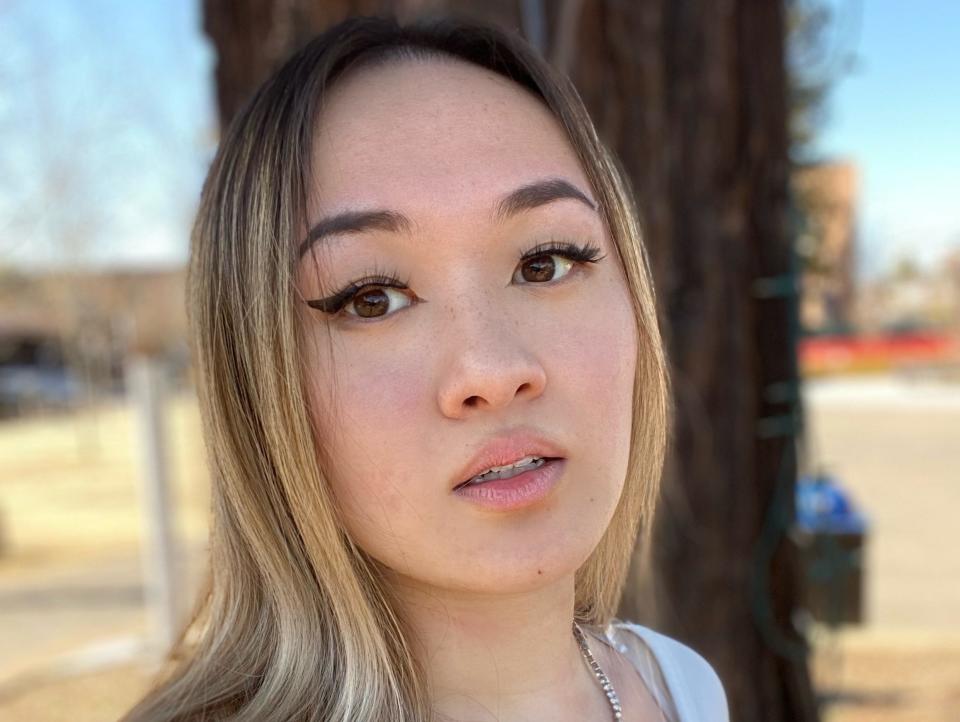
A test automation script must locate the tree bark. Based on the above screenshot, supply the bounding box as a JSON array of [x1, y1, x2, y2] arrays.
[[567, 3, 817, 720], [204, 0, 422, 125], [202, 1, 818, 719]]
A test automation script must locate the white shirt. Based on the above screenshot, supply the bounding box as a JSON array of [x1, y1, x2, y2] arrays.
[[583, 620, 729, 722]]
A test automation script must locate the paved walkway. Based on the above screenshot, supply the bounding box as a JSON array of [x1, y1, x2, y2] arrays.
[[0, 547, 206, 685], [803, 377, 960, 632]]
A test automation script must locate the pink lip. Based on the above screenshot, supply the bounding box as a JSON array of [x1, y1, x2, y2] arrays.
[[454, 458, 567, 511], [452, 428, 568, 489]]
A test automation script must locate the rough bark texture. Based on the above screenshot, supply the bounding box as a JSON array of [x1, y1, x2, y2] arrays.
[[203, 1, 818, 719], [204, 0, 425, 125], [569, 5, 817, 719]]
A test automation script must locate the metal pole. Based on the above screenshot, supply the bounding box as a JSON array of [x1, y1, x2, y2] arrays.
[[127, 355, 179, 655]]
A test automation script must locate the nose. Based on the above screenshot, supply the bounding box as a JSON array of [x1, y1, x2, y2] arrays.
[[435, 299, 547, 419]]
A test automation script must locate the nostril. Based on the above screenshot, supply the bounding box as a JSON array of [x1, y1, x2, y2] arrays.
[[465, 396, 480, 407]]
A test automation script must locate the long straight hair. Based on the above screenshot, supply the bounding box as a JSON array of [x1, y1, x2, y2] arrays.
[[124, 14, 670, 722]]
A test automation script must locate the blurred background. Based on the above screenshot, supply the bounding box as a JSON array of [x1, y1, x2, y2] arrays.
[[0, 1, 957, 721]]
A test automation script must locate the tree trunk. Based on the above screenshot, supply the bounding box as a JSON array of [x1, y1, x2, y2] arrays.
[[203, 1, 818, 720], [204, 0, 421, 126], [569, 4, 817, 719]]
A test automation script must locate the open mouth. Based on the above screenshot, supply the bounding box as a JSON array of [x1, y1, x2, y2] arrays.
[[453, 456, 561, 491]]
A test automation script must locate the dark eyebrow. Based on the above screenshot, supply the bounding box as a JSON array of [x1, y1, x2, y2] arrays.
[[299, 178, 596, 259], [298, 210, 410, 259], [494, 178, 597, 221]]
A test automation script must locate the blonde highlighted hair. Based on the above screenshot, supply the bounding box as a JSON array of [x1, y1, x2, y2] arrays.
[[124, 14, 670, 722]]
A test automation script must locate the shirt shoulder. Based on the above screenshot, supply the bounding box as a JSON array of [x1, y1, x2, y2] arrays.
[[606, 620, 729, 722]]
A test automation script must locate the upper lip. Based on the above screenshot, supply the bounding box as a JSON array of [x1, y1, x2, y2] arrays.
[[452, 427, 567, 490]]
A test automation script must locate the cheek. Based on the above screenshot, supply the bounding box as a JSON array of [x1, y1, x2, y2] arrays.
[[557, 278, 638, 521], [304, 341, 433, 531], [305, 328, 430, 433], [552, 277, 638, 435]]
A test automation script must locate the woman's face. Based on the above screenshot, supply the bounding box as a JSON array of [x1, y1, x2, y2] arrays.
[[297, 57, 638, 596]]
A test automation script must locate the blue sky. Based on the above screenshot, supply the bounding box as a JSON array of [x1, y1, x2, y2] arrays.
[[815, 0, 960, 279], [0, 0, 957, 280], [0, 0, 215, 269]]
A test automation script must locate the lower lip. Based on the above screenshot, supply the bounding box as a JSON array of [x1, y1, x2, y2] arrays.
[[453, 459, 566, 511]]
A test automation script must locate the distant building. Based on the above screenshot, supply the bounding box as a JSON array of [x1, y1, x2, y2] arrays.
[[792, 161, 858, 335], [0, 266, 189, 411], [855, 249, 960, 334]]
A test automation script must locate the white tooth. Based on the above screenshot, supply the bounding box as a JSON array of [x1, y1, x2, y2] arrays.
[[469, 456, 546, 484], [482, 455, 540, 475]]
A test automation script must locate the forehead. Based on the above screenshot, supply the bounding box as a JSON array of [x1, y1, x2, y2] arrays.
[[308, 57, 590, 219]]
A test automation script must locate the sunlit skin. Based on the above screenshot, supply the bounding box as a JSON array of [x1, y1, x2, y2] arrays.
[[296, 58, 664, 721]]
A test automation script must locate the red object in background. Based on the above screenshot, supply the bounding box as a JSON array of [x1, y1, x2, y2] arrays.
[[799, 332, 960, 375]]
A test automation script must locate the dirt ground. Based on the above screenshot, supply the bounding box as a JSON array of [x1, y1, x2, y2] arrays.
[[0, 376, 957, 721], [812, 631, 960, 722]]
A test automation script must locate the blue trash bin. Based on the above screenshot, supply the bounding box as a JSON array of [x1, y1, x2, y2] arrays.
[[795, 472, 869, 625]]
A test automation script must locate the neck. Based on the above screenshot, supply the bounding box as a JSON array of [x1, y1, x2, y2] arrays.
[[385, 571, 608, 721]]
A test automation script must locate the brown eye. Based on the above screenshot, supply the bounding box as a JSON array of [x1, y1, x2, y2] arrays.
[[353, 289, 388, 317], [306, 271, 417, 322], [345, 286, 412, 319], [515, 254, 576, 284]]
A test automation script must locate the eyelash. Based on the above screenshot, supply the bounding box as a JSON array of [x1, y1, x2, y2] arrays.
[[306, 239, 606, 321]]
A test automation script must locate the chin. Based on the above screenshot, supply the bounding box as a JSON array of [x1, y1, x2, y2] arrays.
[[437, 514, 611, 595], [369, 474, 624, 596]]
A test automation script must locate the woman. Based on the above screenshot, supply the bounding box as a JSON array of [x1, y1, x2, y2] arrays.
[[125, 14, 728, 722]]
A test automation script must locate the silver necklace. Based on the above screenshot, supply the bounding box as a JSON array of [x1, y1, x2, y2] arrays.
[[573, 622, 623, 720]]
